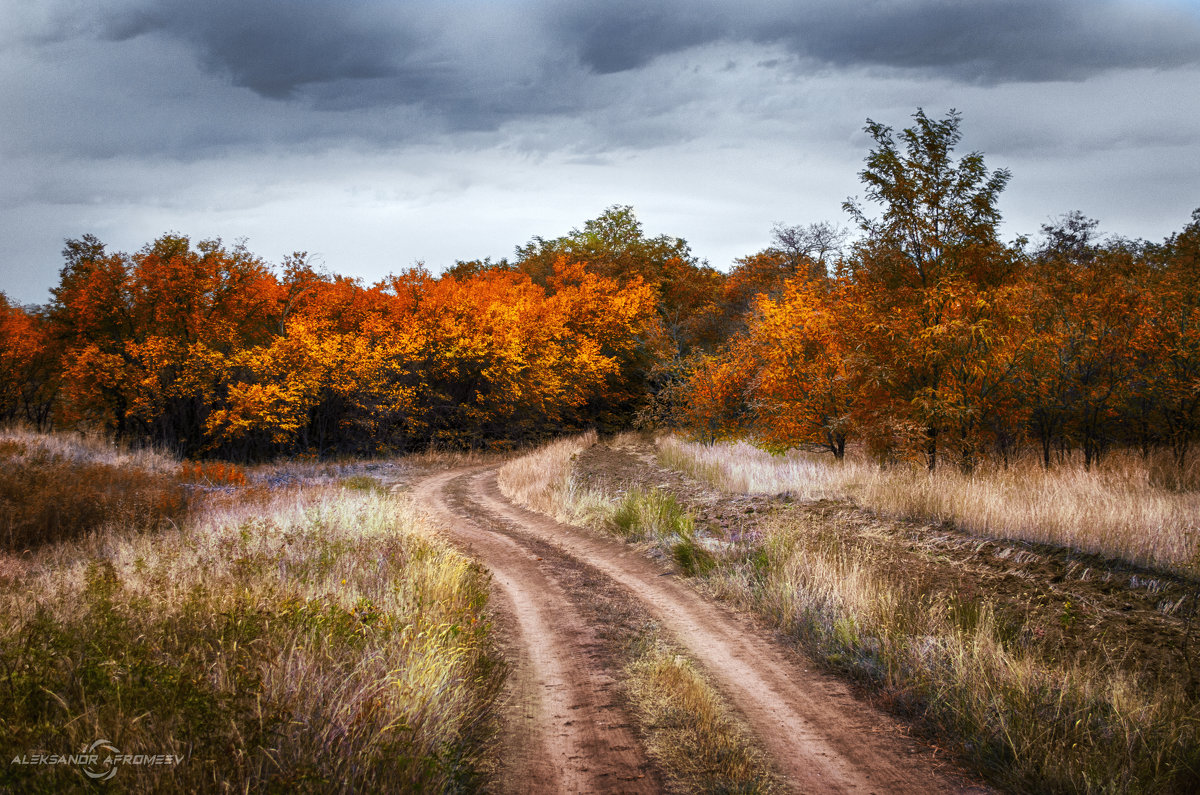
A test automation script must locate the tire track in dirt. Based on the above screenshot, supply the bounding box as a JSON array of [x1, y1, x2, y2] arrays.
[[412, 469, 660, 794], [421, 465, 989, 794]]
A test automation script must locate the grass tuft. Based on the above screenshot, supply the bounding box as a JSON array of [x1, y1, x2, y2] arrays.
[[496, 431, 607, 523], [625, 637, 779, 793], [610, 488, 694, 542]]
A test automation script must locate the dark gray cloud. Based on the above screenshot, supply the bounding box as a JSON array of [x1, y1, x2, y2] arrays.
[[557, 0, 1200, 82], [19, 1, 1198, 128], [99, 1, 418, 99], [554, 1, 727, 74], [780, 0, 1200, 82]]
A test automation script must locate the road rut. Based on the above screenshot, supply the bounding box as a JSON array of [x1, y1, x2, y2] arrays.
[[414, 466, 984, 794]]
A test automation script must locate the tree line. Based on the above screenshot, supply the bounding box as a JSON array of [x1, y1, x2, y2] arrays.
[[672, 111, 1200, 473], [1, 109, 1197, 468]]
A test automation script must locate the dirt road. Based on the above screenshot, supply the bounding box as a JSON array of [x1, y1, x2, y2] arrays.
[[414, 466, 985, 794]]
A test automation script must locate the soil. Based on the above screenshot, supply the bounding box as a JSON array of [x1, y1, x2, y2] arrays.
[[410, 463, 991, 793], [414, 468, 662, 793], [574, 436, 1200, 693]]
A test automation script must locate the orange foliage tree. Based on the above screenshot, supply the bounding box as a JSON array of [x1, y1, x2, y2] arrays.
[[743, 278, 858, 457], [0, 293, 58, 428], [1142, 210, 1200, 467], [49, 235, 282, 453], [840, 109, 1018, 469]]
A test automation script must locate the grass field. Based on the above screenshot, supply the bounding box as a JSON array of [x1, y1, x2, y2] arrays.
[[658, 436, 1200, 574], [0, 430, 503, 793], [657, 434, 1200, 792]]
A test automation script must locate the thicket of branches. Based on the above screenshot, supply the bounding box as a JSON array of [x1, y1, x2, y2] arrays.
[[1, 109, 1197, 468]]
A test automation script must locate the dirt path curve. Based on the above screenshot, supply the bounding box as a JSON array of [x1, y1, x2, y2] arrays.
[[415, 466, 985, 794], [413, 469, 660, 794]]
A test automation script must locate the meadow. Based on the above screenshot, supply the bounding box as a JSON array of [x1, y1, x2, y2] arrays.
[[0, 429, 503, 793], [658, 437, 1200, 574]]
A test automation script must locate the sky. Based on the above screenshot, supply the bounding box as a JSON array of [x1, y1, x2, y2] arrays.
[[2, 0, 1199, 305]]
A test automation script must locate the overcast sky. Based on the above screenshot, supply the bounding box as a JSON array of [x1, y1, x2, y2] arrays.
[[2, 0, 1199, 304]]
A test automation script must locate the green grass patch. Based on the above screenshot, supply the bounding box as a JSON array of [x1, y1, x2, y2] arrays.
[[340, 474, 385, 492], [610, 487, 695, 542], [672, 537, 717, 578]]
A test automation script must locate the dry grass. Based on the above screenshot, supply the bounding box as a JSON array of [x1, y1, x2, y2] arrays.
[[659, 434, 1200, 791], [704, 508, 1200, 793], [0, 428, 180, 474], [658, 436, 1200, 573], [0, 431, 188, 551], [0, 433, 503, 793], [496, 430, 606, 522], [625, 638, 779, 794]]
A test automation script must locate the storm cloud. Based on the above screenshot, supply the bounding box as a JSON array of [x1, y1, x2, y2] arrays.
[[2, 0, 1198, 304], [557, 0, 1200, 81], [17, 0, 1200, 134]]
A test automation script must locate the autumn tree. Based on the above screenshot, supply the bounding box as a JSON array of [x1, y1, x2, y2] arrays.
[[0, 294, 58, 428], [49, 234, 283, 453], [744, 278, 857, 457], [842, 108, 1018, 469], [1021, 216, 1149, 468], [1137, 209, 1200, 470], [515, 205, 723, 355]]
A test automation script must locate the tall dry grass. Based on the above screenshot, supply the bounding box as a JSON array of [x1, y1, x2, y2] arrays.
[[496, 430, 603, 521], [706, 508, 1200, 793], [0, 433, 503, 793], [0, 427, 180, 474], [0, 430, 188, 551], [658, 436, 1200, 573]]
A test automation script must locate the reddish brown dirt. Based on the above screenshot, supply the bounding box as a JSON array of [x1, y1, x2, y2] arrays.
[[414, 468, 661, 794], [414, 466, 989, 794]]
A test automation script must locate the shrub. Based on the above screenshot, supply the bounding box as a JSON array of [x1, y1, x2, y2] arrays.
[[179, 460, 247, 487], [0, 453, 188, 551]]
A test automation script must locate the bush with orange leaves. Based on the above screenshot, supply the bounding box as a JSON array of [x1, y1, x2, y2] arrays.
[[179, 460, 248, 487]]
